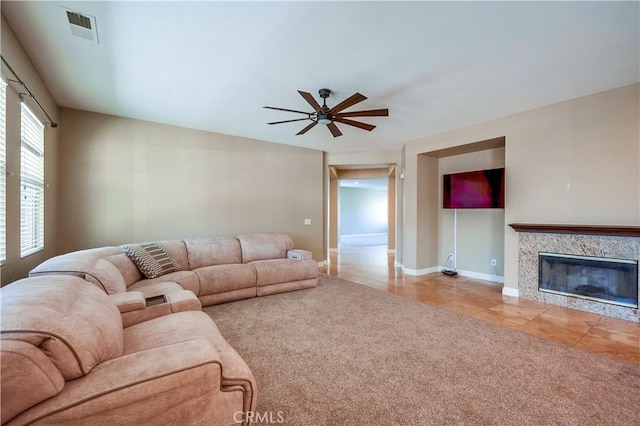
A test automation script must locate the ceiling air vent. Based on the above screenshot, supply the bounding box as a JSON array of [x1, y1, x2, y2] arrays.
[[67, 11, 91, 29], [65, 9, 99, 43]]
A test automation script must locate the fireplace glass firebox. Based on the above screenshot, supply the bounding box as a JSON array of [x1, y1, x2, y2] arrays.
[[538, 253, 638, 308]]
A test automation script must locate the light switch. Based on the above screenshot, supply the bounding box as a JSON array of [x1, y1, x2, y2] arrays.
[[304, 219, 311, 225]]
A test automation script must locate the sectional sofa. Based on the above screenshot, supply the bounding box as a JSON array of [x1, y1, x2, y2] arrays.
[[1, 233, 318, 425], [29, 233, 319, 305]]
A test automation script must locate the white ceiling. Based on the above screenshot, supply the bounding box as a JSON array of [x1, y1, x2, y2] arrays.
[[2, 1, 638, 153]]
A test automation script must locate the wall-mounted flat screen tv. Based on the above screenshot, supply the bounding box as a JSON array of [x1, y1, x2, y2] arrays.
[[443, 168, 505, 209]]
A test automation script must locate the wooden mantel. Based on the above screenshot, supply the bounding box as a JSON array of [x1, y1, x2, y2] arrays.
[[509, 223, 640, 237]]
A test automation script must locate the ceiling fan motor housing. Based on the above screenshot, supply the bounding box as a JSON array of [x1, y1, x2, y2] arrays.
[[316, 112, 331, 125]]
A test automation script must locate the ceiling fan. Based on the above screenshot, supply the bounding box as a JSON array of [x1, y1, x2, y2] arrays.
[[264, 88, 389, 137]]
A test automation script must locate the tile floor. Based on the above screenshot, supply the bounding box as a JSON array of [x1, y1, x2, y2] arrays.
[[320, 244, 640, 366]]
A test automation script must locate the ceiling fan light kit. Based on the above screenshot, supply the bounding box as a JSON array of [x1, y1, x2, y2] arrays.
[[264, 88, 388, 137], [317, 115, 332, 125]]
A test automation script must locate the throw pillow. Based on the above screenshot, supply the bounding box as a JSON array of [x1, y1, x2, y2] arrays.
[[122, 243, 181, 279]]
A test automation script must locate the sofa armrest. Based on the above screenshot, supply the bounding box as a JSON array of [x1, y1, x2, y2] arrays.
[[7, 339, 238, 426], [287, 249, 312, 260], [120, 290, 200, 327], [109, 292, 146, 313], [166, 290, 202, 312]]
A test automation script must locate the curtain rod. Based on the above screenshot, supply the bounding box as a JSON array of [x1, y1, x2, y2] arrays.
[[1, 55, 58, 128]]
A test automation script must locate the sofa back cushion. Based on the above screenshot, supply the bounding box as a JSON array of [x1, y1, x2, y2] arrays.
[[29, 246, 122, 278], [105, 253, 143, 287], [156, 240, 189, 270], [184, 236, 242, 269], [85, 258, 128, 294], [0, 276, 124, 381], [237, 233, 294, 263]]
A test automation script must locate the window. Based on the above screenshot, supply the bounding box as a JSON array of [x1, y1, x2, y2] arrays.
[[0, 80, 5, 263], [20, 103, 45, 257]]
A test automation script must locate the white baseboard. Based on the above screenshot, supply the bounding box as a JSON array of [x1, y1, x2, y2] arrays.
[[502, 286, 519, 297], [453, 268, 505, 284], [394, 261, 403, 268], [403, 266, 440, 276], [403, 266, 505, 285], [317, 260, 328, 267]]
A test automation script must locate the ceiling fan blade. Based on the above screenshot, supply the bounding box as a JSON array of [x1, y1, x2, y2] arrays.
[[333, 117, 376, 131], [264, 106, 311, 115], [329, 92, 367, 114], [268, 118, 311, 125], [296, 121, 318, 135], [298, 91, 322, 111], [335, 108, 389, 118], [327, 122, 343, 137]]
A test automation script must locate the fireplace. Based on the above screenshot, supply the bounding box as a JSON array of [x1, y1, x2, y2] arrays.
[[510, 223, 640, 322], [538, 253, 638, 308]]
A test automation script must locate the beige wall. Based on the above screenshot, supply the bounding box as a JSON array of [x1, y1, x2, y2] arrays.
[[387, 173, 396, 251], [403, 84, 640, 291], [417, 154, 439, 270], [57, 108, 325, 260], [402, 153, 439, 272], [1, 15, 59, 284], [328, 174, 339, 250], [326, 150, 401, 166], [438, 148, 505, 275]]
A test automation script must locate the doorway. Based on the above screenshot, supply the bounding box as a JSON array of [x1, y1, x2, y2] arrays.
[[327, 165, 397, 267], [338, 178, 388, 247], [338, 177, 390, 267]]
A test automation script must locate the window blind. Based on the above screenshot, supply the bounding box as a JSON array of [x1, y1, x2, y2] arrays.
[[20, 103, 45, 257], [0, 80, 6, 263]]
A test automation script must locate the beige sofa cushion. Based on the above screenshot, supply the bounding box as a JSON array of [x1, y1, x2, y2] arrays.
[[123, 311, 256, 410], [6, 339, 230, 426], [237, 233, 294, 263], [194, 264, 257, 294], [0, 276, 123, 380], [251, 258, 318, 286], [129, 271, 200, 296], [184, 236, 242, 269], [1, 340, 65, 425], [85, 259, 127, 294], [105, 253, 143, 286], [155, 239, 189, 270]]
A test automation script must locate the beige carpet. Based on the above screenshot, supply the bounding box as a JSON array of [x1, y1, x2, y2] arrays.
[[205, 274, 640, 425]]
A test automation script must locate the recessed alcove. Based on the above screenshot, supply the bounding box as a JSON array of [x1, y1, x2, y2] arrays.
[[418, 137, 506, 281]]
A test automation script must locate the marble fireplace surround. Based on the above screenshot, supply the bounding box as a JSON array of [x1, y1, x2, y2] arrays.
[[510, 224, 640, 322]]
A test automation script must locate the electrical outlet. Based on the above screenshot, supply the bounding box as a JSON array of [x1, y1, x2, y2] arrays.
[[304, 219, 311, 225], [491, 259, 497, 266]]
